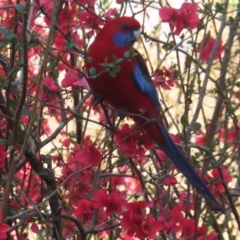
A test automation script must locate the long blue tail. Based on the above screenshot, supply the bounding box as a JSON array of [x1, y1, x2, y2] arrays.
[[154, 122, 224, 213]]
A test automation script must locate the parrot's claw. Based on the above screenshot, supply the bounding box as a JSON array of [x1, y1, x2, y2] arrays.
[[93, 94, 104, 107], [117, 108, 128, 120]]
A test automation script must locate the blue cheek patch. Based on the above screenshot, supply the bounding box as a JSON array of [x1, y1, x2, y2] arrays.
[[113, 32, 131, 47]]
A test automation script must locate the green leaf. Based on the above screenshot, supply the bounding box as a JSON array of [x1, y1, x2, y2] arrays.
[[0, 76, 6, 85], [0, 28, 16, 43], [116, 58, 123, 63], [129, 48, 138, 57], [0, 138, 9, 145], [17, 129, 27, 144], [11, 81, 22, 88], [185, 55, 192, 68], [139, 108, 146, 114], [105, 139, 112, 148], [99, 62, 108, 68], [0, 42, 6, 50], [109, 71, 116, 78], [29, 40, 40, 48], [209, 139, 216, 152], [215, 3, 225, 13], [228, 106, 236, 114], [107, 63, 114, 68], [112, 55, 117, 63], [50, 147, 57, 153], [89, 67, 96, 76], [21, 108, 31, 116], [5, 32, 16, 39], [124, 51, 130, 58], [193, 122, 201, 132], [186, 41, 195, 47], [8, 99, 18, 109], [180, 114, 188, 127], [38, 170, 49, 177], [162, 43, 171, 51], [41, 154, 51, 164], [15, 3, 28, 13], [173, 70, 178, 78], [67, 131, 78, 138], [74, 113, 83, 122], [67, 40, 76, 49], [0, 27, 8, 36], [112, 65, 121, 73], [85, 56, 92, 63], [117, 156, 128, 166]]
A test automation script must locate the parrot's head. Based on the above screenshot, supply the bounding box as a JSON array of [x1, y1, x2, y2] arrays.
[[97, 16, 141, 48]]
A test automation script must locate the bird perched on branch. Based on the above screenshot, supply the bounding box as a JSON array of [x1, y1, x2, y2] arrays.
[[85, 16, 224, 213]]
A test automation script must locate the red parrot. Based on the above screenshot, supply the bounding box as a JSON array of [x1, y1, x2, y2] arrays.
[[85, 16, 224, 213]]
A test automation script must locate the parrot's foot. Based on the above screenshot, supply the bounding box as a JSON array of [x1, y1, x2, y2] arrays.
[[93, 94, 104, 107], [117, 108, 128, 120]]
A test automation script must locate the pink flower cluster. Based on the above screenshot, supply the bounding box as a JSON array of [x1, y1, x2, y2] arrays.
[[196, 37, 224, 62], [115, 123, 155, 157], [153, 66, 177, 90], [159, 2, 200, 35]]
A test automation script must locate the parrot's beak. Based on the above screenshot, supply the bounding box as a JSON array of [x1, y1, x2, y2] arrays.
[[133, 29, 141, 41], [129, 29, 141, 45]]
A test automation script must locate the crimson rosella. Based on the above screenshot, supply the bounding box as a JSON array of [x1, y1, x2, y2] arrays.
[[85, 16, 224, 213]]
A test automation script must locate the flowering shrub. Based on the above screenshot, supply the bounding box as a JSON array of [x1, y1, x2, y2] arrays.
[[0, 0, 239, 239], [159, 2, 200, 35]]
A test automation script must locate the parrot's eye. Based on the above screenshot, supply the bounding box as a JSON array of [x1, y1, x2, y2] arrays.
[[121, 24, 129, 30]]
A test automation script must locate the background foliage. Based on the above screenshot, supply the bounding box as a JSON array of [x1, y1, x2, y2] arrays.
[[0, 0, 239, 239]]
